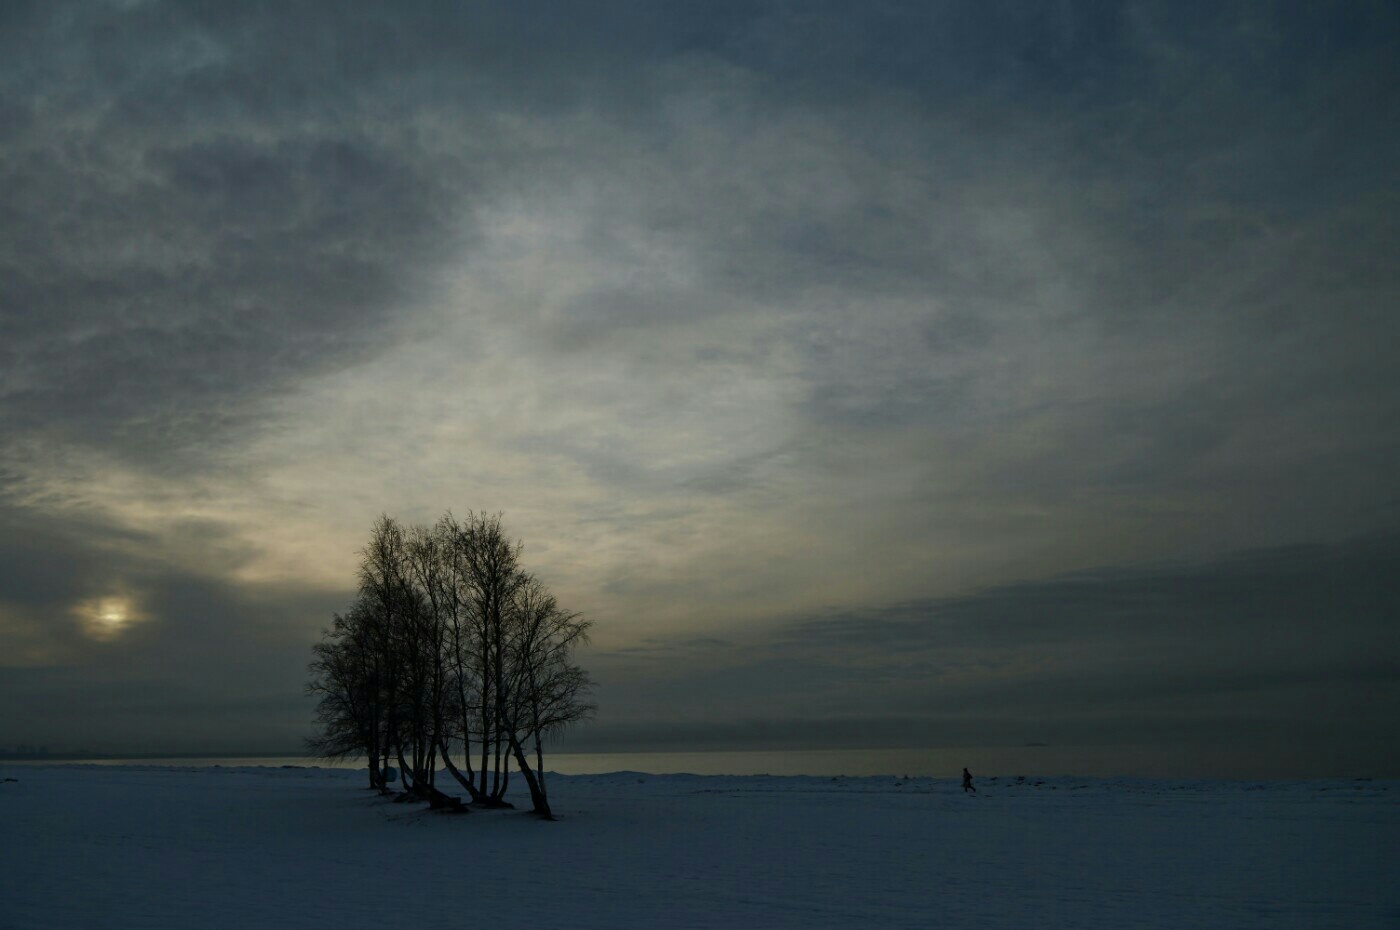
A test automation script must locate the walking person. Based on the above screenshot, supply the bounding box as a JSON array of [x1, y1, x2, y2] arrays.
[[962, 767, 976, 794]]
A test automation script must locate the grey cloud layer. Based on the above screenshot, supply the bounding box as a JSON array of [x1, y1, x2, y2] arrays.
[[0, 4, 478, 467], [585, 535, 1400, 765], [1, 1, 1397, 766], [4, 2, 1396, 470], [0, 498, 337, 751]]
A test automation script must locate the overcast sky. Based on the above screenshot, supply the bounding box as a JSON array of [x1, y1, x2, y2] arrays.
[[1, 1, 1397, 774]]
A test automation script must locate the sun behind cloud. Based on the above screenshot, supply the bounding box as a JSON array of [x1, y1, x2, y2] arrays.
[[75, 596, 143, 642]]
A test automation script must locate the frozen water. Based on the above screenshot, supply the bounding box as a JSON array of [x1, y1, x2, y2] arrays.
[[1, 765, 1395, 928]]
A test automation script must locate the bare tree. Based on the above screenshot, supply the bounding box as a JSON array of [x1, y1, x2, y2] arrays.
[[306, 598, 391, 791], [500, 574, 594, 818], [443, 512, 525, 806], [308, 510, 593, 818], [356, 516, 411, 788], [406, 518, 491, 805]]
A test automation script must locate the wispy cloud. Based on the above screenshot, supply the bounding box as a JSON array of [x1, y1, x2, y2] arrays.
[[1, 1, 1397, 763]]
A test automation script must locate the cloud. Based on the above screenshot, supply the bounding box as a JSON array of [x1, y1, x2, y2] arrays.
[[0, 1, 1397, 766], [580, 535, 1400, 757], [0, 496, 340, 752]]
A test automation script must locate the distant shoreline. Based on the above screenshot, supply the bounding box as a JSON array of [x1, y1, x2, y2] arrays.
[[4, 745, 1396, 780]]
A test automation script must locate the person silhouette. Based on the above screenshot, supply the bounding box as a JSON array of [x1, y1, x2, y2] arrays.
[[962, 767, 976, 794]]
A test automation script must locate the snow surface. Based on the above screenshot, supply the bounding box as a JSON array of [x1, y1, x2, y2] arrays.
[[1, 765, 1396, 929]]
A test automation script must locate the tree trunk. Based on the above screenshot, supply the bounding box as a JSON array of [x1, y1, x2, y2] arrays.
[[424, 783, 469, 813], [396, 744, 415, 795], [437, 737, 489, 804], [478, 722, 490, 797], [491, 719, 503, 798], [509, 736, 552, 819], [366, 710, 381, 790], [535, 732, 547, 799]]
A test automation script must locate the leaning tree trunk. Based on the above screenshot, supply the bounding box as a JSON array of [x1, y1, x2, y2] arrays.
[[535, 732, 547, 800], [490, 739, 511, 805], [437, 737, 489, 805], [396, 745, 419, 797], [509, 736, 553, 819]]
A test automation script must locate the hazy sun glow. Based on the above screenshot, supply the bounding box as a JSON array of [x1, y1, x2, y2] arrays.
[[77, 596, 140, 641]]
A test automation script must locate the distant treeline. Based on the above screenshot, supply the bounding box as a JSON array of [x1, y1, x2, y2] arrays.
[[308, 512, 593, 819]]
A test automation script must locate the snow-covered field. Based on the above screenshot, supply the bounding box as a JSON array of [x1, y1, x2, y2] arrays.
[[2, 765, 1396, 929]]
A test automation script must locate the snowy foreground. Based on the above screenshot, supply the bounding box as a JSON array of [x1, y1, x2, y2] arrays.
[[2, 765, 1397, 929]]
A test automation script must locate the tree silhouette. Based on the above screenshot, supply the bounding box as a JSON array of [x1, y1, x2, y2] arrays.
[[308, 510, 593, 818]]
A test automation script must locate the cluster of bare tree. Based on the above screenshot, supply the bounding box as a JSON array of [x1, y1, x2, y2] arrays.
[[307, 512, 593, 819]]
